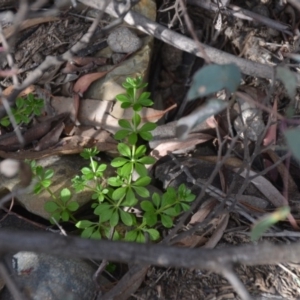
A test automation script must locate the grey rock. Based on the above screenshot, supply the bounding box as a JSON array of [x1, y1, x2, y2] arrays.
[[107, 27, 142, 53], [233, 98, 265, 142], [0, 251, 97, 300]]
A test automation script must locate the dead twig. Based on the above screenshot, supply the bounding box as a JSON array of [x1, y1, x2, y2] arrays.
[[2, 229, 300, 268]]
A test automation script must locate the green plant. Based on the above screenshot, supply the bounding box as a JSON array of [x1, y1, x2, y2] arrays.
[[29, 76, 196, 242], [30, 160, 79, 223], [0, 93, 44, 127]]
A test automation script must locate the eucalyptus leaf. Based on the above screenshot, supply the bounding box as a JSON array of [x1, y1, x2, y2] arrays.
[[187, 63, 241, 100], [285, 128, 300, 162], [276, 66, 297, 100]]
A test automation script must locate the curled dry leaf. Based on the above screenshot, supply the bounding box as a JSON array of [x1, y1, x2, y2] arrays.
[[203, 213, 229, 249], [3, 16, 60, 39], [237, 169, 286, 207], [34, 121, 65, 151], [151, 133, 214, 159]]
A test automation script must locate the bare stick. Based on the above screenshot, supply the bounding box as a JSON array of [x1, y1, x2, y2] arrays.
[[2, 229, 300, 268]]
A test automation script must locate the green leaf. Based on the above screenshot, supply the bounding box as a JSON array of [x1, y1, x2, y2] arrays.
[[134, 176, 151, 187], [152, 193, 161, 208], [163, 208, 178, 216], [161, 192, 176, 207], [96, 164, 107, 172], [41, 179, 51, 188], [276, 66, 297, 100], [67, 201, 79, 211], [125, 230, 137, 242], [112, 187, 126, 200], [100, 209, 114, 223], [285, 128, 300, 162], [139, 131, 153, 141], [14, 114, 21, 124], [44, 201, 59, 213], [91, 230, 101, 239], [114, 129, 130, 140], [21, 115, 30, 124], [133, 103, 142, 111], [139, 122, 157, 132], [119, 119, 132, 129], [133, 186, 149, 198], [51, 212, 61, 223], [251, 206, 290, 241], [122, 196, 138, 207], [180, 202, 191, 211], [144, 212, 157, 227], [134, 163, 147, 177], [81, 227, 94, 238], [110, 210, 119, 227], [16, 97, 24, 108], [108, 177, 122, 187], [94, 203, 112, 214], [33, 183, 43, 194], [60, 188, 71, 203], [125, 187, 135, 205], [128, 132, 138, 145], [76, 220, 95, 229], [161, 214, 173, 228], [61, 210, 70, 222], [187, 63, 241, 100], [136, 232, 146, 243], [135, 145, 146, 157], [185, 194, 196, 202], [120, 210, 133, 226], [118, 143, 131, 157], [111, 157, 128, 167], [0, 117, 10, 127], [81, 167, 92, 175], [141, 200, 155, 212], [120, 162, 133, 177], [116, 94, 131, 103], [138, 156, 156, 165], [137, 91, 151, 102], [133, 113, 141, 127], [121, 102, 132, 109], [176, 99, 227, 140], [139, 99, 153, 107], [145, 228, 160, 241]]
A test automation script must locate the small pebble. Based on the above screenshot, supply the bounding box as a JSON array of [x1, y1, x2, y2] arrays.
[[107, 27, 142, 53]]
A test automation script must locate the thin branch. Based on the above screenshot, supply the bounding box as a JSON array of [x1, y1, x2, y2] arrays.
[[1, 230, 300, 268], [0, 260, 27, 300], [220, 264, 252, 300]]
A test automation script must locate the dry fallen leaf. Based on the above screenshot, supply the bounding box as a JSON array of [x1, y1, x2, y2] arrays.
[[3, 16, 60, 39], [151, 133, 214, 159], [237, 168, 286, 207], [51, 97, 175, 134]]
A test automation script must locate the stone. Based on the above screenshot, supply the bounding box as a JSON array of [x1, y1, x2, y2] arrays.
[[0, 251, 97, 300], [233, 97, 265, 142], [107, 27, 142, 53]]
